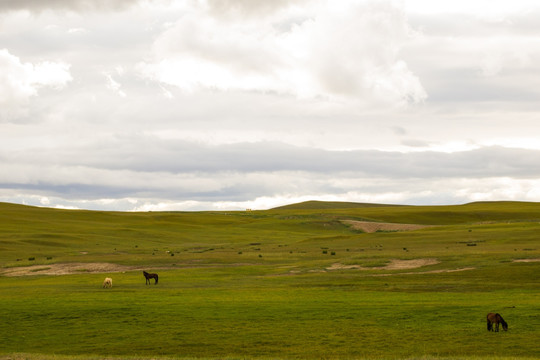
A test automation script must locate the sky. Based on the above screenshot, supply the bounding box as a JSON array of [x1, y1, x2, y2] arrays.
[[2, 0, 540, 211]]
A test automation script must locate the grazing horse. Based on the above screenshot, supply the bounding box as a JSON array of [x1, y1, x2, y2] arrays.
[[487, 313, 508, 332], [143, 271, 158, 285], [102, 277, 112, 288]]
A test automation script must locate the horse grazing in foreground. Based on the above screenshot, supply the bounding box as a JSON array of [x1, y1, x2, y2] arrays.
[[143, 271, 158, 285], [487, 313, 508, 332], [102, 277, 112, 288]]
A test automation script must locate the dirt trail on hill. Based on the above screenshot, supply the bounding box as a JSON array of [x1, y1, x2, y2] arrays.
[[341, 220, 434, 233]]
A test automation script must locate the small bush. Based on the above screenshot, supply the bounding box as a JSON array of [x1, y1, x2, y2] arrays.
[[28, 257, 35, 261]]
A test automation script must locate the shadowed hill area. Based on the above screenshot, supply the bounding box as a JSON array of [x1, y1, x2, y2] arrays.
[[268, 200, 540, 225], [272, 200, 401, 210]]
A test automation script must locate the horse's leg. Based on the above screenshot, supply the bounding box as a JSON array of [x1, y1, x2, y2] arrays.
[[495, 323, 499, 332]]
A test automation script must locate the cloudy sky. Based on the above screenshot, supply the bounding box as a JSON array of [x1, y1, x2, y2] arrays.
[[2, 0, 540, 211]]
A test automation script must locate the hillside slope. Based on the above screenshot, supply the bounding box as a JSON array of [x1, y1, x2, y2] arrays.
[[272, 200, 400, 210]]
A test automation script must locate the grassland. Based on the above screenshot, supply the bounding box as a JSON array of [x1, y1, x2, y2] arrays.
[[0, 201, 539, 359]]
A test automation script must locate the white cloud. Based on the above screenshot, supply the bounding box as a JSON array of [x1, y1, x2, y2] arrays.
[[0, 49, 72, 121], [404, 0, 538, 17], [67, 27, 87, 34], [478, 37, 533, 77], [139, 1, 427, 106], [104, 72, 127, 97]]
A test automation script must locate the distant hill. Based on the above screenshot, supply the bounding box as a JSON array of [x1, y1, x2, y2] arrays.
[[271, 200, 402, 210]]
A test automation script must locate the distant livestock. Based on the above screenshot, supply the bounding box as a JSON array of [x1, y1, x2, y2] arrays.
[[143, 271, 158, 285], [487, 312, 508, 332], [102, 277, 112, 288]]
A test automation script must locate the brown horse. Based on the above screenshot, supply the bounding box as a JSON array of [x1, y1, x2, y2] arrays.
[[143, 271, 158, 285], [487, 313, 508, 332]]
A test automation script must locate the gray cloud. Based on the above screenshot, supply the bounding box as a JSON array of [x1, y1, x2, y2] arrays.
[[205, 0, 308, 17], [3, 143, 540, 210], [6, 138, 540, 178]]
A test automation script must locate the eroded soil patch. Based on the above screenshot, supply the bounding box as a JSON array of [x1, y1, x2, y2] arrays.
[[0, 262, 260, 277], [341, 220, 434, 233], [0, 263, 142, 277], [326, 258, 440, 271]]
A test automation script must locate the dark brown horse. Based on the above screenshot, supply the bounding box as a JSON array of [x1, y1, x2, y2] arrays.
[[487, 313, 508, 332], [143, 271, 158, 285]]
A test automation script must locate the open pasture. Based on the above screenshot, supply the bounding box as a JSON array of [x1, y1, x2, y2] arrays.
[[0, 201, 539, 359]]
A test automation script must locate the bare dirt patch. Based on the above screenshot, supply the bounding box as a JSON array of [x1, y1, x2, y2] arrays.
[[513, 258, 540, 263], [0, 263, 141, 277], [341, 220, 434, 233], [326, 258, 440, 271], [1, 262, 261, 277]]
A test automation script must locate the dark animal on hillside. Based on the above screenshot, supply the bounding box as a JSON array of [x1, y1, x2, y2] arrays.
[[143, 271, 159, 285], [487, 312, 508, 332]]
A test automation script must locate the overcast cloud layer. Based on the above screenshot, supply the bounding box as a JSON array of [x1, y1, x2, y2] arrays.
[[2, 0, 540, 211]]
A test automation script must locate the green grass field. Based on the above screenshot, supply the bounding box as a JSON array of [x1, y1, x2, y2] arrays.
[[0, 201, 539, 359]]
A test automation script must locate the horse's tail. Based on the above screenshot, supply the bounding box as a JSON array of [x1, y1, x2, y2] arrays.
[[155, 274, 158, 284]]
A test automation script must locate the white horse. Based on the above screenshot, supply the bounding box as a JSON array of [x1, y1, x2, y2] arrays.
[[102, 277, 112, 288]]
